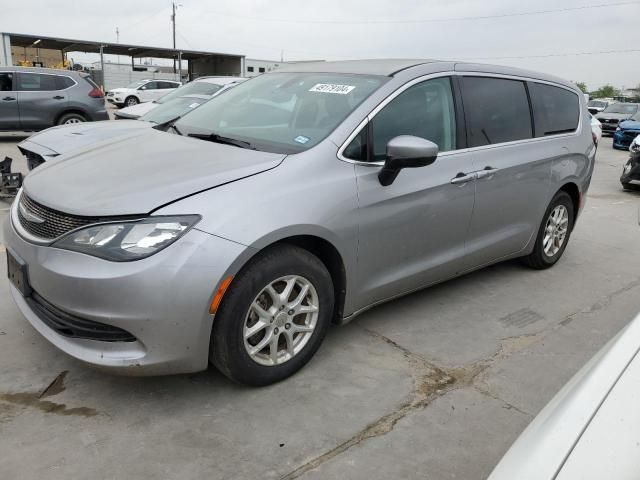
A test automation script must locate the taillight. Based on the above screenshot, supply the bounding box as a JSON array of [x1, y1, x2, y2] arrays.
[[88, 87, 104, 98]]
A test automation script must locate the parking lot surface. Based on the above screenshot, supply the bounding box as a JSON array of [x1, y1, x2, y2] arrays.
[[0, 135, 638, 479]]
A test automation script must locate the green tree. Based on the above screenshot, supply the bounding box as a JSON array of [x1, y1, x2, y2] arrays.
[[575, 82, 588, 93], [592, 84, 619, 98]]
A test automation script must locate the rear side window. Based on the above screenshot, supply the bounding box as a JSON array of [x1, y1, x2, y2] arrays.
[[54, 75, 75, 90], [529, 83, 579, 136], [17, 73, 59, 91], [0, 72, 13, 91], [462, 77, 532, 147]]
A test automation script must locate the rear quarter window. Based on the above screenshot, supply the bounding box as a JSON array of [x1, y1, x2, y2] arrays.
[[55, 75, 75, 90], [529, 83, 580, 136]]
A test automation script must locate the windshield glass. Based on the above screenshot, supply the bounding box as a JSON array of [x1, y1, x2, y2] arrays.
[[156, 81, 225, 104], [603, 103, 638, 114], [126, 81, 148, 89], [588, 100, 607, 108], [142, 96, 208, 124], [175, 72, 387, 154]]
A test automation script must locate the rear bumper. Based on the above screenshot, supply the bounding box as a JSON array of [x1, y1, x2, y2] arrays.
[[3, 211, 249, 375]]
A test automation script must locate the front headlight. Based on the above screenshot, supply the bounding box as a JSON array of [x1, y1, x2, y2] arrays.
[[630, 136, 640, 153], [52, 215, 200, 261]]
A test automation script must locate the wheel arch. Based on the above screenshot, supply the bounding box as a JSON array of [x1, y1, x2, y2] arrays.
[[54, 108, 89, 125], [558, 182, 581, 223]]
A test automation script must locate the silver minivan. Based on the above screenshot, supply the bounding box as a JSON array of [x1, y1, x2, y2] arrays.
[[4, 60, 595, 385]]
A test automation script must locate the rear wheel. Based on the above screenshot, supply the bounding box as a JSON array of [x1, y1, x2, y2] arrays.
[[210, 244, 334, 386], [522, 191, 574, 269], [622, 182, 640, 191], [124, 96, 139, 107], [57, 112, 86, 125]]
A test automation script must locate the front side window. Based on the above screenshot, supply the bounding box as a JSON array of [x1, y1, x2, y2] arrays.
[[141, 81, 159, 90], [370, 77, 457, 161], [462, 77, 532, 147], [175, 72, 386, 154], [529, 83, 579, 136], [126, 81, 147, 89], [156, 81, 223, 104], [17, 73, 59, 91], [0, 72, 13, 91]]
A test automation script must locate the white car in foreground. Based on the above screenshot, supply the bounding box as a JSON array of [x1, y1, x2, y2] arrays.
[[106, 79, 181, 107], [114, 76, 245, 120], [489, 313, 640, 480]]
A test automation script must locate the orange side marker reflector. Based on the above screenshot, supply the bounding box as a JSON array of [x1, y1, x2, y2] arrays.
[[210, 276, 234, 314]]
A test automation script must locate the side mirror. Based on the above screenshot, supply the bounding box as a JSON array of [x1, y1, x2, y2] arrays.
[[378, 135, 439, 186]]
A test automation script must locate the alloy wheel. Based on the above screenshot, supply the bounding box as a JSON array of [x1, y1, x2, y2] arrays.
[[543, 205, 569, 257], [243, 275, 319, 366]]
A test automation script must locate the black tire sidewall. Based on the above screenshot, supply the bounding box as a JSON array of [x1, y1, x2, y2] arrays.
[[211, 244, 334, 386], [125, 96, 138, 106], [533, 191, 575, 267]]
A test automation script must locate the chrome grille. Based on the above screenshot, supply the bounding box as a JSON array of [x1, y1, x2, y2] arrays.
[[17, 193, 98, 241]]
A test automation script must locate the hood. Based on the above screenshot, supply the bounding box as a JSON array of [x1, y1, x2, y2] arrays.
[[596, 112, 633, 120], [19, 120, 152, 156], [115, 102, 158, 119], [618, 120, 640, 131], [23, 127, 286, 216]]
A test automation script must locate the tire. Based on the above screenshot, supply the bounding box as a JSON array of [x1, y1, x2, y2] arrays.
[[57, 112, 87, 125], [124, 96, 139, 107], [210, 244, 334, 386], [622, 182, 640, 191], [522, 191, 575, 270]]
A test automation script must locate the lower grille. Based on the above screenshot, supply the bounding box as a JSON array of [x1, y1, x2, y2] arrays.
[[26, 291, 137, 342]]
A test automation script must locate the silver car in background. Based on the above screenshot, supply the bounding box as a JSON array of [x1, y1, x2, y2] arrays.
[[0, 66, 108, 130], [113, 76, 245, 120], [4, 60, 595, 385]]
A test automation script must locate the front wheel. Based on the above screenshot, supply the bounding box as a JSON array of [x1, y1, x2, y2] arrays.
[[210, 244, 334, 386], [124, 96, 139, 107], [522, 191, 574, 269]]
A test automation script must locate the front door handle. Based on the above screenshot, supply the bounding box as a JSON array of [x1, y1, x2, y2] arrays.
[[2, 96, 16, 101], [53, 95, 65, 100], [475, 166, 499, 179], [450, 172, 476, 184]]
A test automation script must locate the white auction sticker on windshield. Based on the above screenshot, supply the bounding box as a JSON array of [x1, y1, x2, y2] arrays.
[[309, 83, 356, 95]]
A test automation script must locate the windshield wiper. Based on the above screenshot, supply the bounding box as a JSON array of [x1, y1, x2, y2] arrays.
[[187, 132, 256, 150], [153, 116, 183, 135]]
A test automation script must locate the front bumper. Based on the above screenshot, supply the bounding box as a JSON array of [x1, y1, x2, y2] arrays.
[[613, 130, 640, 150], [621, 153, 640, 186], [601, 122, 619, 135], [3, 211, 248, 375]]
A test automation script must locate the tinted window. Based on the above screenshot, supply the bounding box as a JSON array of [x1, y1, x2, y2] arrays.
[[0, 72, 13, 91], [141, 81, 159, 90], [159, 81, 178, 89], [55, 75, 75, 90], [17, 73, 59, 91], [343, 128, 368, 161], [462, 77, 532, 147], [369, 77, 457, 161], [529, 83, 579, 136]]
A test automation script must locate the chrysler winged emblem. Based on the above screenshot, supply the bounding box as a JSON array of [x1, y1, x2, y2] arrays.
[[19, 201, 45, 224]]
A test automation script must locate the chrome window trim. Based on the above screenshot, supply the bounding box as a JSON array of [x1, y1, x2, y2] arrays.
[[337, 71, 583, 166], [15, 72, 78, 93]]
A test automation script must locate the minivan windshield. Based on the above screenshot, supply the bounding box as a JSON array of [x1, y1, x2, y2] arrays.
[[155, 80, 227, 105], [175, 73, 387, 154], [602, 103, 638, 114]]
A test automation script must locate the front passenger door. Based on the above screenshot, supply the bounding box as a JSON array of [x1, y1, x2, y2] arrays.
[[138, 81, 161, 102], [350, 76, 477, 310]]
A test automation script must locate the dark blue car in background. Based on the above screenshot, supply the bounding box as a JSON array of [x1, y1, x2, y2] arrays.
[[614, 112, 640, 150]]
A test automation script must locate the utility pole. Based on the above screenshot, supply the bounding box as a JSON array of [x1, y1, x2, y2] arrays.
[[171, 2, 177, 74], [116, 27, 120, 64]]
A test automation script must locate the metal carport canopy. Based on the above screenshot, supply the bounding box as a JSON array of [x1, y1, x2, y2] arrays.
[[4, 32, 243, 61]]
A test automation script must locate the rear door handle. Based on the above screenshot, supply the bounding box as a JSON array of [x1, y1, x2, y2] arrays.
[[475, 166, 499, 179], [53, 95, 65, 100], [2, 96, 16, 101], [450, 172, 476, 184]]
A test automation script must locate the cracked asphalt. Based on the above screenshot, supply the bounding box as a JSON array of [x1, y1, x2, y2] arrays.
[[0, 134, 639, 480]]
